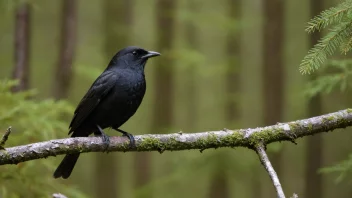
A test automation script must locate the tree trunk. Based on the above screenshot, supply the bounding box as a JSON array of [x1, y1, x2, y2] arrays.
[[225, 0, 241, 121], [305, 0, 323, 197], [184, 0, 198, 131], [144, 0, 175, 197], [152, 0, 176, 130], [208, 170, 230, 198], [95, 1, 133, 198], [12, 3, 31, 92], [209, 0, 241, 197], [53, 0, 77, 99], [263, 0, 284, 192]]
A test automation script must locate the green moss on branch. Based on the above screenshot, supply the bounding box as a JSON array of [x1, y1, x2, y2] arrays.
[[0, 109, 352, 165]]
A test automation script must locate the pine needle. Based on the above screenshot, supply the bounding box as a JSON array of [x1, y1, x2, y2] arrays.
[[300, 22, 352, 74], [306, 1, 352, 33]]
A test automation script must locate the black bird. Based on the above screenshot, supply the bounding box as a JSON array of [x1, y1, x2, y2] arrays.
[[53, 46, 160, 179]]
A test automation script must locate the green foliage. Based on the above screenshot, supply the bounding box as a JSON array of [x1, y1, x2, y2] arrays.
[[319, 154, 352, 183], [302, 1, 352, 184], [306, 1, 352, 33], [304, 59, 352, 98], [300, 0, 352, 74], [303, 59, 352, 183], [0, 80, 87, 198]]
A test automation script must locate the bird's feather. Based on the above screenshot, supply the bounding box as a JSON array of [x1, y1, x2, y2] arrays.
[[68, 70, 118, 134]]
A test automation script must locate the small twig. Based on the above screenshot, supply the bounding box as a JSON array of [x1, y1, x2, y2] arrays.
[[290, 193, 298, 198], [0, 127, 12, 150], [52, 193, 68, 198], [256, 144, 285, 198]]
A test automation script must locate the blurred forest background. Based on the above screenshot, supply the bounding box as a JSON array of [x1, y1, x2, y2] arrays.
[[1, 0, 352, 198]]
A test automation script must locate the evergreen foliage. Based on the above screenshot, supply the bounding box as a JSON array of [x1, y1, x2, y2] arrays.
[[319, 154, 352, 183], [301, 0, 352, 183], [304, 59, 352, 98], [300, 0, 352, 74], [0, 80, 86, 198]]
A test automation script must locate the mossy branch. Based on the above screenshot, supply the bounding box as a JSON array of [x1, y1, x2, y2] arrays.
[[0, 109, 351, 165]]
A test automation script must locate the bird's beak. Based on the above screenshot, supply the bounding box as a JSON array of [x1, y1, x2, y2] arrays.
[[142, 51, 161, 59]]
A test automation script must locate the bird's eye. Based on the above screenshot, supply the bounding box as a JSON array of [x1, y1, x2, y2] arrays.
[[132, 51, 138, 56]]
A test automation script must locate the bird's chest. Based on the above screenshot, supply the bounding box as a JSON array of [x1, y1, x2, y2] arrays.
[[122, 81, 146, 105], [110, 76, 146, 110]]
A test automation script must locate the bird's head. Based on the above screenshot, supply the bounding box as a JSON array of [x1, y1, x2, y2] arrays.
[[107, 46, 160, 71]]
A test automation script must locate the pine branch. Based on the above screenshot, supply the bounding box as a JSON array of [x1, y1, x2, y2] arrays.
[[300, 22, 352, 74], [306, 0, 352, 33], [340, 36, 352, 54], [0, 109, 352, 165]]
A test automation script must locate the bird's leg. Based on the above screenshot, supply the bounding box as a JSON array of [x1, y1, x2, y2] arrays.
[[95, 125, 110, 151], [113, 127, 135, 148]]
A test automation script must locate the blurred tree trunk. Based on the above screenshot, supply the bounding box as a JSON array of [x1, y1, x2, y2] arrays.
[[153, 0, 176, 130], [209, 0, 241, 197], [12, 3, 31, 92], [95, 1, 133, 198], [132, 1, 152, 192], [304, 0, 323, 197], [263, 0, 284, 193], [209, 170, 230, 198], [225, 0, 241, 121], [184, 0, 198, 131], [53, 0, 77, 99], [146, 0, 176, 197]]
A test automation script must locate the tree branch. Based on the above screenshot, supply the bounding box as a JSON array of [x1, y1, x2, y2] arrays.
[[256, 144, 285, 198], [0, 127, 12, 150], [1, 109, 352, 165]]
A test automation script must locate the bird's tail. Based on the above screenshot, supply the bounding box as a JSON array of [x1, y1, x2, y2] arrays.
[[53, 153, 80, 179]]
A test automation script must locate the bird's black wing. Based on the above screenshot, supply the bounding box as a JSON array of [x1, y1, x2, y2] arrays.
[[68, 70, 118, 134]]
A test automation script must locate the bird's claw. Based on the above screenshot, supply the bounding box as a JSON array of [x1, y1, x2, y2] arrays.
[[114, 128, 135, 148], [101, 133, 110, 151], [96, 125, 110, 152], [122, 131, 135, 148]]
